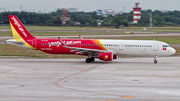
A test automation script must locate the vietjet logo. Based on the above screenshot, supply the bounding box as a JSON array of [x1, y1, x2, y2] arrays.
[[48, 41, 61, 47], [11, 16, 27, 37], [104, 55, 108, 59], [48, 41, 81, 47]]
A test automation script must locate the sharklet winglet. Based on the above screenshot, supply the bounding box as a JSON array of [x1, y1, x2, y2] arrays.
[[58, 37, 66, 47], [79, 35, 83, 39]]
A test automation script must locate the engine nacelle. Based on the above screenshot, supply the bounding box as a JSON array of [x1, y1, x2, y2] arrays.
[[99, 52, 113, 61]]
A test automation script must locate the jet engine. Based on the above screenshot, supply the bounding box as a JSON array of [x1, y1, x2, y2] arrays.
[[99, 52, 113, 61]]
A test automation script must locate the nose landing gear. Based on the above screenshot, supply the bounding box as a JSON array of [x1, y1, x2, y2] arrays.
[[154, 56, 158, 64]]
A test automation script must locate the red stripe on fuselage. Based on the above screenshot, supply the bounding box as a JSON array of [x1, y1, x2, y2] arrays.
[[36, 39, 106, 54]]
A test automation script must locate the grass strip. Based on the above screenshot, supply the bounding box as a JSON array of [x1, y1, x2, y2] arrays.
[[1, 26, 180, 32]]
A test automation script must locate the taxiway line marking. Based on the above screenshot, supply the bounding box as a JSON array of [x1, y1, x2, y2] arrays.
[[54, 63, 136, 98]]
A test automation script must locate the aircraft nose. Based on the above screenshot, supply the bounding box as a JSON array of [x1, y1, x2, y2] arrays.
[[171, 48, 176, 55]]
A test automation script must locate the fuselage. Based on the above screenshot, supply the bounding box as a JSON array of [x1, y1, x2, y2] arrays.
[[27, 39, 176, 57]]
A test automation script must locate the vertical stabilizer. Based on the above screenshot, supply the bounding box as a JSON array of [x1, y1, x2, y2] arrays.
[[8, 15, 36, 49]]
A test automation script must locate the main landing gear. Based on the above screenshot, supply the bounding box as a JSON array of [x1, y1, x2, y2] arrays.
[[154, 56, 158, 64], [86, 57, 95, 63]]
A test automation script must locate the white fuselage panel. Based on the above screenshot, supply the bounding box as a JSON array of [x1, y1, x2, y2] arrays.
[[101, 40, 175, 57]]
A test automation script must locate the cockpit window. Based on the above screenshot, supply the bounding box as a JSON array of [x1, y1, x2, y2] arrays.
[[163, 45, 170, 47]]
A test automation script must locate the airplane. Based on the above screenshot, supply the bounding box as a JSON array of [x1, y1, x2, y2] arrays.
[[5, 15, 176, 64]]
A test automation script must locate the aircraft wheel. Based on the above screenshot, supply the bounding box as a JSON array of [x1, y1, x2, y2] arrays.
[[154, 60, 157, 64], [86, 58, 91, 63], [90, 57, 95, 62]]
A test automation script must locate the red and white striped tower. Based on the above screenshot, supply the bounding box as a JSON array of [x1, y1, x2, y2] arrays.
[[133, 3, 141, 23]]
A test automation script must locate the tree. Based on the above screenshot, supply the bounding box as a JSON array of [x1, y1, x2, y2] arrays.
[[1, 9, 180, 26], [111, 16, 128, 27], [91, 11, 98, 19], [90, 20, 97, 26], [54, 17, 62, 25], [66, 20, 74, 26], [46, 19, 53, 25]]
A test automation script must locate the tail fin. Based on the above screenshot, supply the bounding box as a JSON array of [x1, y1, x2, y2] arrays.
[[9, 15, 36, 49], [9, 15, 35, 41]]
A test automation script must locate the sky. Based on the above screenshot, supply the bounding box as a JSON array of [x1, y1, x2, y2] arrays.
[[0, 0, 180, 13]]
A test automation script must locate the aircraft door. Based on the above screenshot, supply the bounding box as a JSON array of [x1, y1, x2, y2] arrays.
[[32, 39, 37, 48], [78, 43, 81, 48], [119, 43, 123, 50], [153, 42, 158, 51]]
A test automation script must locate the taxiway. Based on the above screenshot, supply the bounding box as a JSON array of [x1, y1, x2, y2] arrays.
[[0, 57, 180, 101]]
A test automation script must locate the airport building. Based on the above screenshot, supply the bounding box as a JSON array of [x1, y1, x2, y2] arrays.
[[68, 7, 78, 12], [97, 9, 103, 15], [97, 9, 116, 17], [104, 9, 115, 16]]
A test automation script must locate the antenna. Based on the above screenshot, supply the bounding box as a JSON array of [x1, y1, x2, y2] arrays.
[[150, 13, 152, 29]]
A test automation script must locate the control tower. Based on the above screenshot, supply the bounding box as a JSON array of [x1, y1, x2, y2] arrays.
[[133, 3, 141, 23]]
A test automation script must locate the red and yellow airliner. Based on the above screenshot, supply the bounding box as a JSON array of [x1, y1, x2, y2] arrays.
[[6, 15, 176, 63]]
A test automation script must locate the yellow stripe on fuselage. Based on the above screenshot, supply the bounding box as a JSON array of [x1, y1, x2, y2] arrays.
[[98, 40, 108, 51], [10, 23, 34, 49]]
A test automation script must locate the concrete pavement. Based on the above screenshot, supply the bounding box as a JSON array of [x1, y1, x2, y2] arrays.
[[0, 57, 180, 101]]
